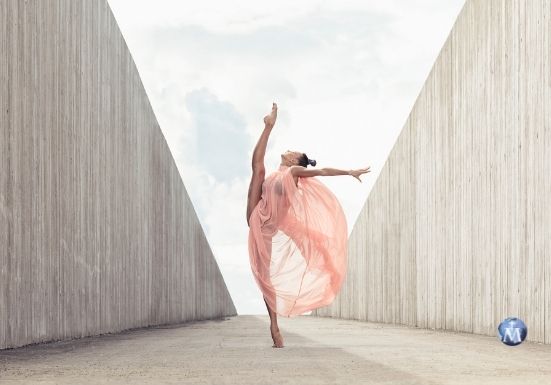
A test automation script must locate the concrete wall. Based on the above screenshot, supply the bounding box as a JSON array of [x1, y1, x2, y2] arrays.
[[312, 0, 551, 344], [0, 0, 236, 350]]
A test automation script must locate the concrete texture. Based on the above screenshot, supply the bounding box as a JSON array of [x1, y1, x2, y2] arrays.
[[0, 0, 236, 350], [313, 0, 551, 344], [1, 315, 550, 385]]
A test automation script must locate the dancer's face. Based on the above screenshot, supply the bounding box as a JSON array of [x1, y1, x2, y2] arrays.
[[281, 150, 302, 166]]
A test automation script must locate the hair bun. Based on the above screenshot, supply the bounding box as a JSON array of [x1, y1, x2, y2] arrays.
[[308, 159, 317, 167]]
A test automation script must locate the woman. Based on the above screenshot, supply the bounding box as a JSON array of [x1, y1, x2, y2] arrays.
[[246, 103, 370, 348]]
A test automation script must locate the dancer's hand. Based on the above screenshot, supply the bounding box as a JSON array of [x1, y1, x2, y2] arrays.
[[263, 102, 278, 127], [350, 166, 371, 182]]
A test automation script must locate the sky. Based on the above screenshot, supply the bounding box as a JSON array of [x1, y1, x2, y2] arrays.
[[107, 0, 465, 315]]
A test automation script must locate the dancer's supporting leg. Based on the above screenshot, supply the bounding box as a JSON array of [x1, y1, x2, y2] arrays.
[[246, 103, 283, 348]]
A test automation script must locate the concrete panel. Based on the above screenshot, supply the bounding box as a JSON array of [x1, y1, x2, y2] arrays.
[[313, 0, 551, 344], [0, 0, 236, 350]]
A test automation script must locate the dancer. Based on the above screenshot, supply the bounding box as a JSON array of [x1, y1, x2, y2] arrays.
[[246, 103, 370, 348]]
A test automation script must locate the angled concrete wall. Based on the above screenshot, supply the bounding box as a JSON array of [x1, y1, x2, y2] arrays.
[[0, 0, 236, 350], [313, 0, 551, 344]]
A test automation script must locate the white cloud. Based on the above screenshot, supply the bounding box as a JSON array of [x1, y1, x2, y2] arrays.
[[108, 0, 466, 315], [185, 88, 250, 182]]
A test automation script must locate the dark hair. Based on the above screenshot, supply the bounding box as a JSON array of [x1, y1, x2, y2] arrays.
[[298, 153, 317, 168]]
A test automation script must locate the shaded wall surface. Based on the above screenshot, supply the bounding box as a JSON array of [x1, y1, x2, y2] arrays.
[[313, 0, 551, 344], [0, 0, 236, 349]]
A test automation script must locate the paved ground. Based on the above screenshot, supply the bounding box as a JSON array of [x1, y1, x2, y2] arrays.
[[1, 315, 550, 384]]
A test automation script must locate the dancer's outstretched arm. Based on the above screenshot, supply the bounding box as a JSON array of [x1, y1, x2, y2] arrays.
[[290, 165, 371, 182], [252, 102, 278, 170]]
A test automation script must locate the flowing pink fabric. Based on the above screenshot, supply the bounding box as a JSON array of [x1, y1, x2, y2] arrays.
[[248, 165, 348, 317]]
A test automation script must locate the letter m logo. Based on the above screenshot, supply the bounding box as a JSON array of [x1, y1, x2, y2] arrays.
[[502, 328, 522, 344]]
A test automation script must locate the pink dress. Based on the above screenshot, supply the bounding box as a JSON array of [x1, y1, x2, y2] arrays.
[[248, 165, 348, 317]]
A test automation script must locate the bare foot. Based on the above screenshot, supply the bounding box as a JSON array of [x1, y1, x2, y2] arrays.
[[270, 326, 284, 348], [263, 102, 278, 127]]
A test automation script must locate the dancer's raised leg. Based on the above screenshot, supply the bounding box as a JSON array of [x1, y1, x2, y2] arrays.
[[246, 102, 278, 226], [246, 103, 284, 348]]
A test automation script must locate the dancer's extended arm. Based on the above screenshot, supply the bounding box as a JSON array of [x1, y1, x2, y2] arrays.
[[252, 103, 278, 170], [290, 165, 371, 182]]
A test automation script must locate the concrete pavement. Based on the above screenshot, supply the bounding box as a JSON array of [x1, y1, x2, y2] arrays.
[[1, 315, 550, 384]]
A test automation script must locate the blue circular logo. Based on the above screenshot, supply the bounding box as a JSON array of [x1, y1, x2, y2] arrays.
[[498, 317, 527, 346]]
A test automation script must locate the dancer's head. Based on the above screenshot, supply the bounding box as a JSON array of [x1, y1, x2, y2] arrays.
[[281, 150, 317, 167]]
